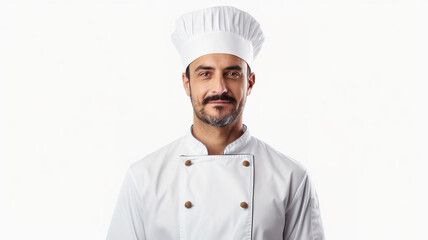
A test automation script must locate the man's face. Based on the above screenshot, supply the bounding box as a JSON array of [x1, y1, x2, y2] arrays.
[[182, 53, 255, 127]]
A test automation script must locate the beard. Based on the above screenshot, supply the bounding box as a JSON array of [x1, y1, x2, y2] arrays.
[[190, 90, 244, 128]]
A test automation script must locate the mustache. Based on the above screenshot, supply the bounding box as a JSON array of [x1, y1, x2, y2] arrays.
[[203, 93, 236, 105]]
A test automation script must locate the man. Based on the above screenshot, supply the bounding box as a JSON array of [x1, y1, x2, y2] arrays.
[[107, 6, 324, 240]]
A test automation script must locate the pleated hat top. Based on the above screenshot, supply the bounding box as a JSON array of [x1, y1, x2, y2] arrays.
[[171, 6, 265, 69]]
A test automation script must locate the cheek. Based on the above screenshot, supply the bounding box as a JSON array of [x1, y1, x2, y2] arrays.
[[235, 84, 247, 99], [190, 83, 210, 100]]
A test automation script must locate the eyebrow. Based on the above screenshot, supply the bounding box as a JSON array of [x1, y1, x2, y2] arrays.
[[194, 65, 242, 72], [194, 65, 215, 72], [224, 65, 242, 71]]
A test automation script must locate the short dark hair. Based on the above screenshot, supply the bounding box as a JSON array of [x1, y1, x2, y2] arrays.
[[185, 64, 252, 80]]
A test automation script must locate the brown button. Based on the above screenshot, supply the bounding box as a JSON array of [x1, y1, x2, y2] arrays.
[[240, 202, 248, 208], [185, 160, 192, 166], [242, 160, 250, 167], [185, 201, 192, 208]]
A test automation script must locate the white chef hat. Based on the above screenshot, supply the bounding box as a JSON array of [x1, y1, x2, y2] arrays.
[[171, 6, 265, 69]]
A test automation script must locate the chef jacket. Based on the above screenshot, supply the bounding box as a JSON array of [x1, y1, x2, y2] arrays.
[[107, 124, 325, 240]]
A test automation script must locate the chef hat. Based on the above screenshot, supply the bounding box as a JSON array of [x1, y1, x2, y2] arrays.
[[171, 6, 265, 69]]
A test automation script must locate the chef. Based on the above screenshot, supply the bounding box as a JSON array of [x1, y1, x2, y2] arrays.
[[107, 6, 325, 240]]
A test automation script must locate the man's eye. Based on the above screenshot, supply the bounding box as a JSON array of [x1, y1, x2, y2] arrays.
[[227, 72, 241, 77], [200, 72, 210, 77]]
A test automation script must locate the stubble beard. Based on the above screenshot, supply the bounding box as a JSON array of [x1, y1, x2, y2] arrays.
[[190, 91, 244, 128]]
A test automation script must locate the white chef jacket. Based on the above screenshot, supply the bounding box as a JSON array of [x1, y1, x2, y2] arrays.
[[107, 124, 324, 240]]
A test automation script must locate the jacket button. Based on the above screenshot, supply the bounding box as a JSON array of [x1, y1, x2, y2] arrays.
[[240, 202, 248, 208], [185, 160, 192, 166], [242, 160, 250, 167], [185, 201, 192, 208]]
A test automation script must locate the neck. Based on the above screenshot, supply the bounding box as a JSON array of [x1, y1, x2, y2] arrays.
[[191, 115, 244, 155]]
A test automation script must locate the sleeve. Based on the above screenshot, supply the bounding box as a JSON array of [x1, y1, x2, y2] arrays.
[[106, 169, 146, 240], [283, 172, 325, 240]]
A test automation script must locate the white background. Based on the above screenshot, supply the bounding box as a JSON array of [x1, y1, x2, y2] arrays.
[[1, 0, 427, 239]]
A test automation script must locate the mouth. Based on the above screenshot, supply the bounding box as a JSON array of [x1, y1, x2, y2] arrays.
[[207, 100, 232, 104]]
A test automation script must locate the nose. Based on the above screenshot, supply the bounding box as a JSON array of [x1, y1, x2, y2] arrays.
[[211, 74, 228, 94]]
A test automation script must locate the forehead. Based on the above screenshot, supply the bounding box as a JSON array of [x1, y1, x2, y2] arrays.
[[189, 53, 247, 71]]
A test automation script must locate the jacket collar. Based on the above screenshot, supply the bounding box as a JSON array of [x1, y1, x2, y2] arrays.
[[183, 124, 252, 155]]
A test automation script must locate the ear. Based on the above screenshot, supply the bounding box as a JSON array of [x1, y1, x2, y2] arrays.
[[246, 72, 255, 96], [182, 72, 191, 97]]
